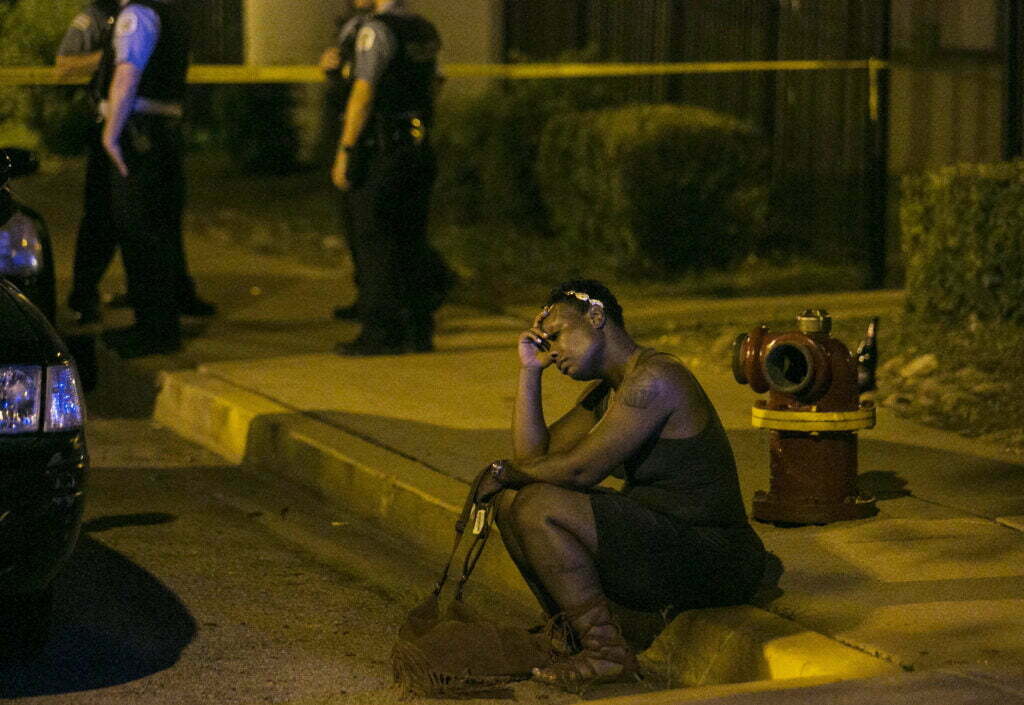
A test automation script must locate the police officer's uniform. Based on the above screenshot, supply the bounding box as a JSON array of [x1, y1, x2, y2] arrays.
[[336, 0, 453, 355], [320, 11, 366, 162], [97, 0, 191, 356], [329, 10, 370, 321], [60, 0, 118, 323]]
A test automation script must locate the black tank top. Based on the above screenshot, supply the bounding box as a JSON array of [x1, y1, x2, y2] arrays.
[[600, 349, 750, 526]]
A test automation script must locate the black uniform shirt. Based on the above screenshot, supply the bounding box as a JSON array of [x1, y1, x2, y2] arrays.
[[353, 0, 439, 122], [57, 2, 116, 56]]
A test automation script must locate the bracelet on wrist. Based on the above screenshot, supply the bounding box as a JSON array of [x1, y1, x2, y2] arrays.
[[490, 459, 508, 485]]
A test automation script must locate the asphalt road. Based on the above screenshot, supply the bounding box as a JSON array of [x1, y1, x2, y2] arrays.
[[0, 415, 593, 705]]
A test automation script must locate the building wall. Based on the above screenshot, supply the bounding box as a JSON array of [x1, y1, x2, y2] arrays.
[[240, 0, 501, 157], [243, 0, 338, 66], [414, 0, 503, 94], [241, 0, 501, 70], [889, 0, 1005, 173], [890, 64, 1004, 174], [232, 1, 1006, 172]]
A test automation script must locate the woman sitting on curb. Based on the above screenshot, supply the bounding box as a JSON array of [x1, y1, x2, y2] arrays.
[[474, 279, 767, 691]]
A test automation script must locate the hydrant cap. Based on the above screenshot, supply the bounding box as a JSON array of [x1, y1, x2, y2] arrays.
[[797, 309, 832, 335]]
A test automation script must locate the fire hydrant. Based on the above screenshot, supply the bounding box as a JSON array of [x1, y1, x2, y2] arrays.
[[732, 310, 878, 525]]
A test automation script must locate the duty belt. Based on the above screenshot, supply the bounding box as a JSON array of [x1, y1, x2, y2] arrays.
[[373, 113, 429, 148]]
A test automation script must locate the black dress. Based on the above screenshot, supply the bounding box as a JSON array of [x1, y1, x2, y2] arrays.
[[589, 350, 767, 611]]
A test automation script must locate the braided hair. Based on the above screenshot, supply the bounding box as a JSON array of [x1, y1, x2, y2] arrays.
[[545, 279, 624, 328]]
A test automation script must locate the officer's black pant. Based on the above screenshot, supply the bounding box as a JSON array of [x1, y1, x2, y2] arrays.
[[68, 122, 116, 312], [335, 189, 365, 309], [108, 114, 185, 336], [347, 141, 446, 346]]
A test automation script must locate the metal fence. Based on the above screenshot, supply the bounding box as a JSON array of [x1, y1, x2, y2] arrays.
[[502, 0, 891, 285]]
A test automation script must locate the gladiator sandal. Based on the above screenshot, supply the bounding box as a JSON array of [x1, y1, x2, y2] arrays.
[[531, 596, 640, 693], [527, 611, 579, 660]]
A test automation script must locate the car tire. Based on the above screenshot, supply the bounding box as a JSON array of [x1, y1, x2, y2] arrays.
[[0, 585, 53, 660]]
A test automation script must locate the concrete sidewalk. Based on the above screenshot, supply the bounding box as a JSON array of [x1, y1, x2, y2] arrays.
[[77, 235, 1024, 703]]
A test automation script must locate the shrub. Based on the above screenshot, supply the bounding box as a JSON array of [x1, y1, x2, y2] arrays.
[[536, 104, 769, 277], [432, 50, 633, 231], [0, 0, 93, 154], [900, 161, 1024, 324]]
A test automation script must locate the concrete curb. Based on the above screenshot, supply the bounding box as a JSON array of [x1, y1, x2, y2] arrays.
[[153, 368, 896, 691], [154, 369, 536, 607]]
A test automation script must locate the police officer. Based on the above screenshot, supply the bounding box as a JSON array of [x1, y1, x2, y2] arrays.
[[332, 0, 453, 355], [56, 0, 118, 325], [320, 0, 374, 322], [98, 0, 196, 357]]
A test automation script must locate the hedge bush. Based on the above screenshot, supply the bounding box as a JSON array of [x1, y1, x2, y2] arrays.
[[0, 0, 93, 154], [432, 52, 632, 231], [536, 104, 769, 277], [901, 161, 1024, 324]]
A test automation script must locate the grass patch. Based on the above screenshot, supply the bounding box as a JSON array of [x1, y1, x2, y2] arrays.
[[876, 313, 1024, 450], [435, 221, 868, 312], [630, 314, 881, 376], [634, 304, 1024, 454], [0, 121, 41, 150]]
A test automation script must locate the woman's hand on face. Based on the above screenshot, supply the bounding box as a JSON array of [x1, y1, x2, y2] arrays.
[[518, 307, 552, 369]]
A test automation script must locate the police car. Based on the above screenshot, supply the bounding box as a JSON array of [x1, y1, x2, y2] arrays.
[[0, 148, 55, 321], [1, 148, 88, 656]]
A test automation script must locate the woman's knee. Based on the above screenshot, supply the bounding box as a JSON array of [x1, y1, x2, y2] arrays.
[[508, 484, 585, 533], [494, 490, 518, 532]]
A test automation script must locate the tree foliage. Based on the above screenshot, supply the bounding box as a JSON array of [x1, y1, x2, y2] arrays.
[[0, 0, 99, 153]]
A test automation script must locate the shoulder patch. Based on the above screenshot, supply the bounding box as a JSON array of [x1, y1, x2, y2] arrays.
[[71, 12, 93, 32], [115, 10, 139, 38], [356, 26, 376, 52]]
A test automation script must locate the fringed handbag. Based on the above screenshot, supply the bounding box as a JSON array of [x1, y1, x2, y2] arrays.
[[391, 467, 550, 697]]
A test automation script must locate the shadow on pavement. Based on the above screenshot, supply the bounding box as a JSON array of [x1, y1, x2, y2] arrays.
[[858, 470, 912, 500], [859, 438, 1024, 518], [309, 410, 512, 483], [0, 515, 196, 698]]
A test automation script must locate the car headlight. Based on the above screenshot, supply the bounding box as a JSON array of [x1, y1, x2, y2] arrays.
[[0, 364, 84, 434], [0, 365, 41, 433], [0, 211, 43, 277]]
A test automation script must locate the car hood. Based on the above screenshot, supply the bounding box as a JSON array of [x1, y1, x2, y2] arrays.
[[0, 280, 46, 364]]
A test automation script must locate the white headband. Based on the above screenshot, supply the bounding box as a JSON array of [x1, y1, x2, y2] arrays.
[[563, 290, 604, 308]]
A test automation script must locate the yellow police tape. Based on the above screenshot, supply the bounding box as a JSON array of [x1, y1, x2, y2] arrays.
[[751, 403, 877, 432], [0, 59, 889, 86], [1, 59, 889, 122]]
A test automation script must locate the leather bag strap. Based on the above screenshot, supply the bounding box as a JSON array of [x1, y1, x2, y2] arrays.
[[433, 465, 500, 597]]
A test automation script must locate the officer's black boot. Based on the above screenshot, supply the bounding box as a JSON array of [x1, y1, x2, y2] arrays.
[[407, 310, 435, 353], [102, 313, 182, 359], [334, 315, 406, 356], [178, 295, 217, 317], [332, 302, 363, 321], [177, 275, 218, 317]]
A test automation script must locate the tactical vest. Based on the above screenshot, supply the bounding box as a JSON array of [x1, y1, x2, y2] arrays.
[[97, 0, 189, 105], [96, 0, 119, 16], [371, 13, 439, 124], [87, 2, 118, 105]]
